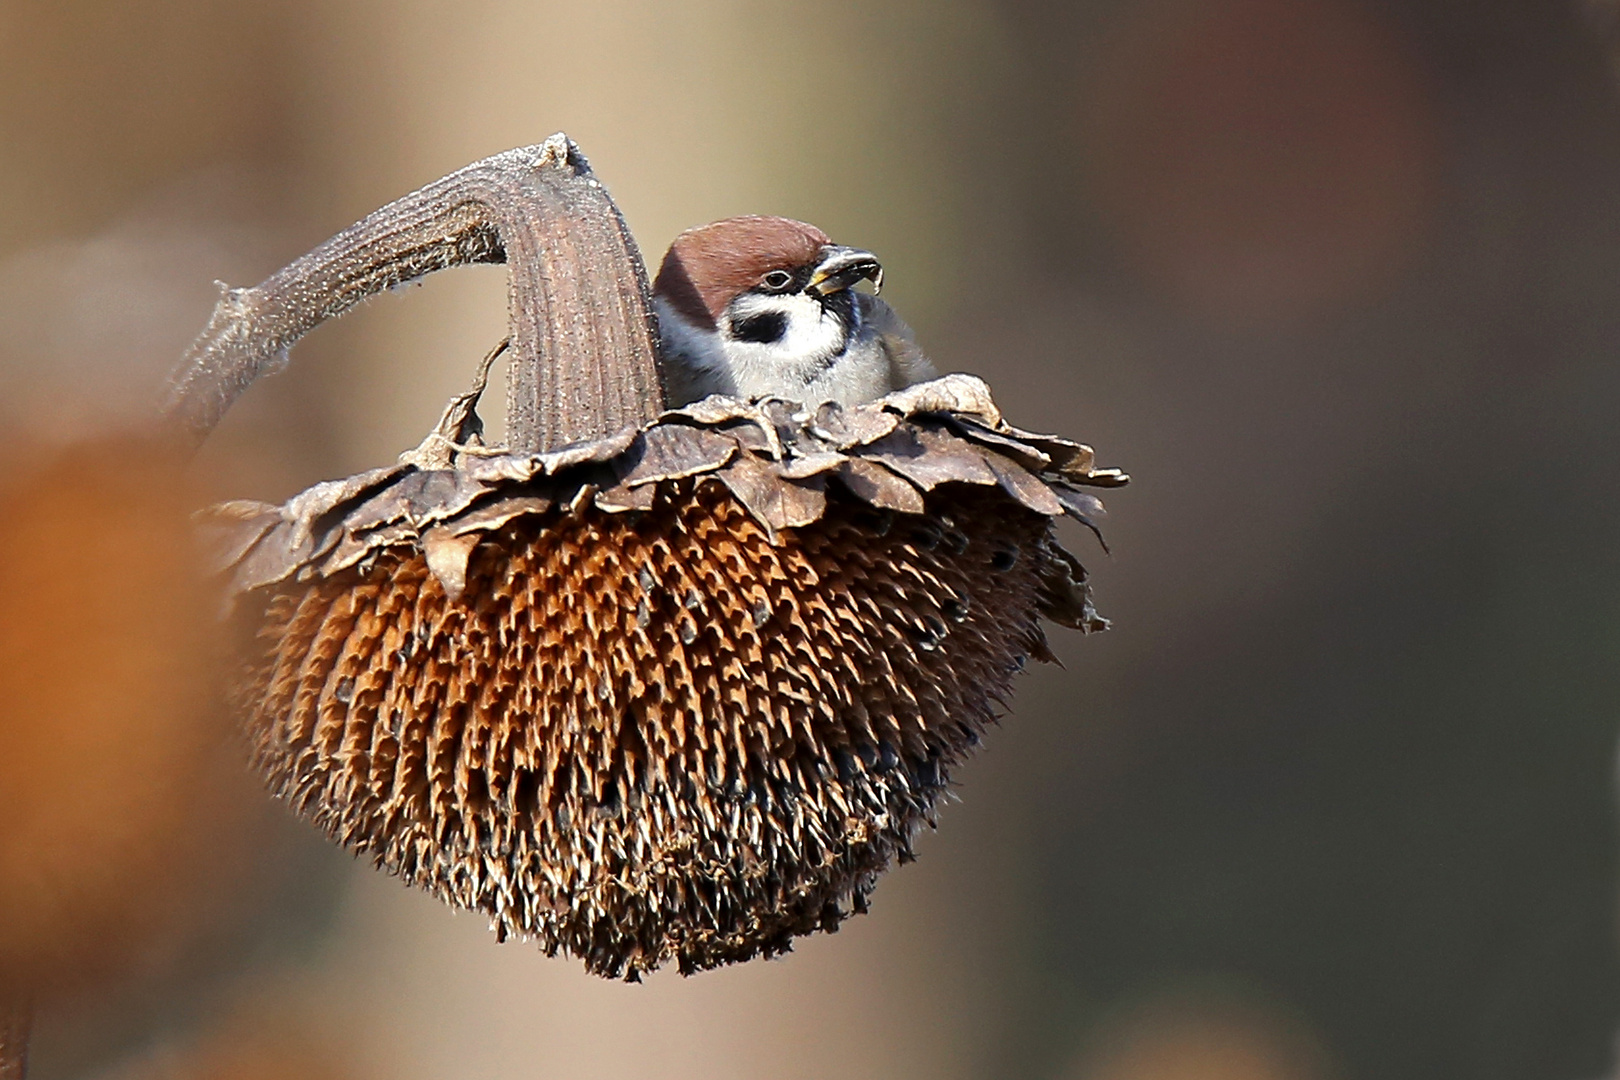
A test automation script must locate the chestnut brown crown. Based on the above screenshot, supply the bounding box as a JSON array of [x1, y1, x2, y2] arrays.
[[653, 216, 832, 330]]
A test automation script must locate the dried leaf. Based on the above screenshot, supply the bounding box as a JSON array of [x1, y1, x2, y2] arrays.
[[447, 492, 557, 536], [810, 400, 900, 450], [715, 454, 827, 532], [981, 451, 1066, 516], [461, 428, 639, 483], [396, 469, 495, 527], [1038, 542, 1109, 632], [1050, 482, 1106, 521], [876, 372, 1003, 427], [198, 374, 1126, 620], [858, 427, 998, 491], [1077, 466, 1131, 487], [282, 465, 406, 521], [595, 483, 657, 513], [834, 458, 927, 514], [778, 452, 847, 480], [661, 396, 785, 457], [1049, 482, 1110, 550], [944, 416, 1053, 472], [230, 521, 313, 594], [619, 425, 737, 487]]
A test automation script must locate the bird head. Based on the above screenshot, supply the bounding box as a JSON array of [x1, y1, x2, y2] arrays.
[[651, 216, 884, 402]]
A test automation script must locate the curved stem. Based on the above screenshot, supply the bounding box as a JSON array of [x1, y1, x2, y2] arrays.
[[160, 133, 664, 455]]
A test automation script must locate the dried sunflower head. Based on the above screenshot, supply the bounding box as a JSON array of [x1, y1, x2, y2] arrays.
[[200, 375, 1123, 979]]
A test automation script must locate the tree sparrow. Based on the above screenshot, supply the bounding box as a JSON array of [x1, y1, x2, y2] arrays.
[[651, 216, 935, 408]]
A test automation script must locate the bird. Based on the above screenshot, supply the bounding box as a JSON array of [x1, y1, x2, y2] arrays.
[[651, 215, 935, 408]]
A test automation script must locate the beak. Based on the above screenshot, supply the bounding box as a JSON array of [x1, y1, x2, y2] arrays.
[[806, 245, 883, 296]]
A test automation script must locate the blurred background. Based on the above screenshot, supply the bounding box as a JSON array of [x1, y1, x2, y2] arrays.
[[4, 0, 1620, 1076]]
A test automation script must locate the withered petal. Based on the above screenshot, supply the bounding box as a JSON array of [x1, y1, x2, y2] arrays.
[[195, 502, 279, 575], [422, 527, 481, 601]]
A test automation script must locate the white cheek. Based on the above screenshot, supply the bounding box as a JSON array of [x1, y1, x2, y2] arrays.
[[725, 294, 846, 371]]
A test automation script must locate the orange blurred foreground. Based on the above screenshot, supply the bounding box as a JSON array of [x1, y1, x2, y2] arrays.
[[0, 440, 249, 997]]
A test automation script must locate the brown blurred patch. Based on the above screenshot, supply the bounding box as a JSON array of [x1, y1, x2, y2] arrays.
[[104, 998, 363, 1080], [1064, 981, 1335, 1080], [0, 439, 257, 996], [171, 1033, 357, 1080], [1080, 0, 1441, 329]]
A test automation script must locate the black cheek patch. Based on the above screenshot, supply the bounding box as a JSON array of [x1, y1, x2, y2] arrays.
[[731, 311, 788, 345]]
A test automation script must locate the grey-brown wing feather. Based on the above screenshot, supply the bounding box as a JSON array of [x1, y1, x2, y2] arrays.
[[858, 292, 936, 390]]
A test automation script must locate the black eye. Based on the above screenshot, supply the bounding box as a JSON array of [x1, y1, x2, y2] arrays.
[[760, 269, 794, 292], [731, 311, 787, 344]]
